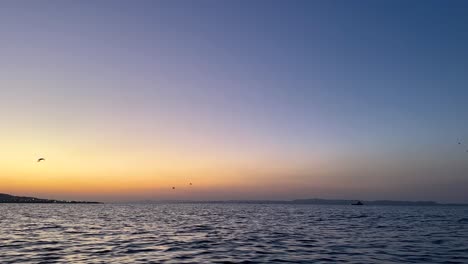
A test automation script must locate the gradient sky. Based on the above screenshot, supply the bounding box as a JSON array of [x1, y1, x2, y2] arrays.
[[1, 0, 468, 202]]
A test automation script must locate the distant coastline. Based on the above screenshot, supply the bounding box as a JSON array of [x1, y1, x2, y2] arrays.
[[136, 198, 468, 206], [2, 193, 467, 206], [0, 193, 100, 204]]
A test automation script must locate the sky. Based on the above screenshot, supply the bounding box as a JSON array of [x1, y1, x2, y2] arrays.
[[1, 0, 468, 202]]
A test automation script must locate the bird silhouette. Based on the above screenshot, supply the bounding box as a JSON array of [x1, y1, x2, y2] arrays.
[[37, 158, 45, 162], [189, 183, 192, 186], [172, 187, 175, 190]]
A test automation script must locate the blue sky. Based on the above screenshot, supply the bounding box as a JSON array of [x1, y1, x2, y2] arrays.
[[1, 0, 468, 202]]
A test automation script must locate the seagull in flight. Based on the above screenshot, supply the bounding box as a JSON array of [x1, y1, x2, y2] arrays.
[[37, 158, 45, 163]]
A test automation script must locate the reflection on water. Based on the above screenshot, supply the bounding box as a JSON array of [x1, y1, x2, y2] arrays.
[[1, 203, 467, 263]]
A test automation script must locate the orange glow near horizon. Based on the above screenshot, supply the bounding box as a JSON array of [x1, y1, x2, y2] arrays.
[[0, 129, 332, 201]]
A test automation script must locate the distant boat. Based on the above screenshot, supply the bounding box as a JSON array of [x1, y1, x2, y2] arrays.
[[351, 201, 364, 206]]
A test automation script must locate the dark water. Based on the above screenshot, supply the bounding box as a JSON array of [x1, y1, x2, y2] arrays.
[[1, 204, 467, 263]]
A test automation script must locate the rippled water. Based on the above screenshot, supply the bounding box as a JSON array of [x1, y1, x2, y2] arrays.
[[1, 204, 467, 263]]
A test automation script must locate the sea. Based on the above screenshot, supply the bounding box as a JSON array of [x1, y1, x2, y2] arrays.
[[1, 203, 467, 263]]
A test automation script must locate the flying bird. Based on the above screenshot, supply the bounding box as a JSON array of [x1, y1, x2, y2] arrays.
[[189, 183, 192, 186], [172, 187, 175, 190], [37, 158, 45, 162]]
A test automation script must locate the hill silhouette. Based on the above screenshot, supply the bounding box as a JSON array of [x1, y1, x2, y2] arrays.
[[0, 193, 99, 204]]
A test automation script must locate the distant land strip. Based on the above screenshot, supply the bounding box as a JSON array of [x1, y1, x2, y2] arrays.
[[136, 198, 468, 206], [0, 193, 100, 204], [2, 193, 467, 206]]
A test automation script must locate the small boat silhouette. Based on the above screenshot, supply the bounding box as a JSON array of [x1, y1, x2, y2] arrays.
[[351, 201, 363, 206]]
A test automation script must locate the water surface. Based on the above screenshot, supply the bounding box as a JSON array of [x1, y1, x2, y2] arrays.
[[1, 204, 467, 263]]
